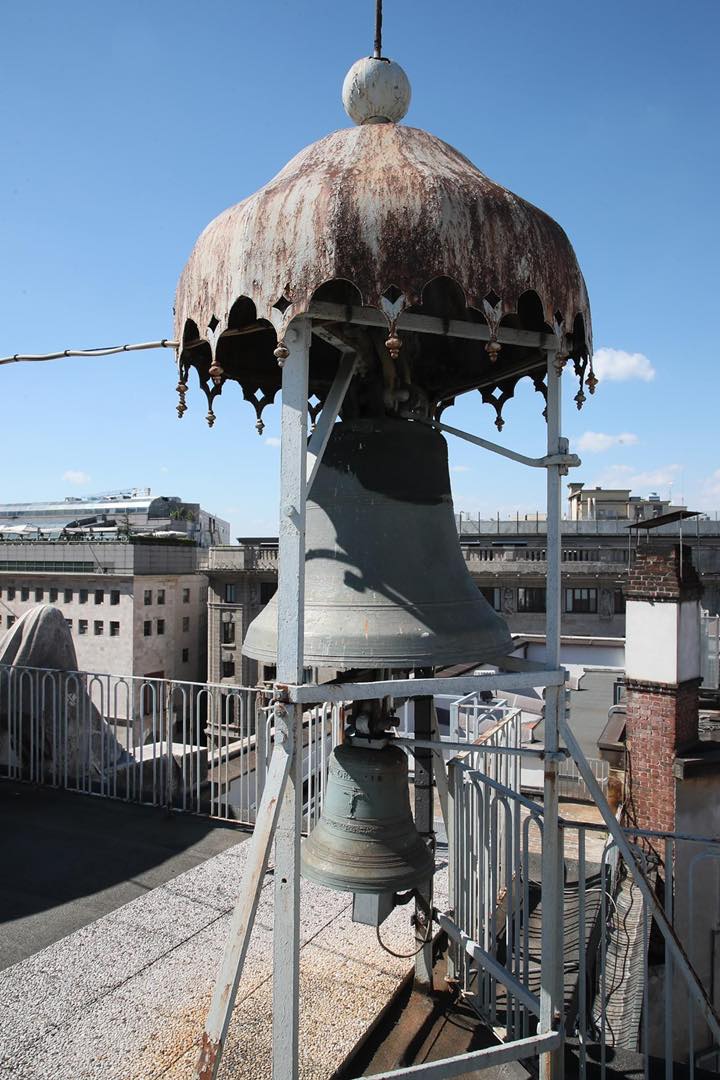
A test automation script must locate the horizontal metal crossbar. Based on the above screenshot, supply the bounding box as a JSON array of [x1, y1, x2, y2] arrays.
[[395, 735, 548, 758], [438, 913, 541, 1016], [287, 669, 565, 704], [351, 1031, 560, 1079], [308, 300, 560, 351]]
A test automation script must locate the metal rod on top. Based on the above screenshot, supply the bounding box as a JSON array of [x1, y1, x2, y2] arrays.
[[374, 0, 383, 58]]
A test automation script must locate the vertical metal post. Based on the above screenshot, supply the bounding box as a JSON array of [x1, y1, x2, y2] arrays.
[[414, 690, 434, 990], [540, 346, 565, 1080], [273, 318, 310, 1080]]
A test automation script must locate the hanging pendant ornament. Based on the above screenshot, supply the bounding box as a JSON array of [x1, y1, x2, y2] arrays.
[[385, 318, 402, 361], [176, 378, 188, 418], [208, 358, 224, 386], [274, 342, 289, 367], [586, 360, 598, 395], [552, 316, 570, 374]]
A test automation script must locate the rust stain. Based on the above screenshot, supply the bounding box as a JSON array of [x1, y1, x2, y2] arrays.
[[195, 1030, 221, 1080], [174, 122, 592, 422]]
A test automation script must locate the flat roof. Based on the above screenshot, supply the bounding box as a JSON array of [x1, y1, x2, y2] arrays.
[[627, 509, 700, 530]]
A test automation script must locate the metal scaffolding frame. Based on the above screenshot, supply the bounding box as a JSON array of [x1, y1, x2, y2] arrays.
[[193, 311, 571, 1080]]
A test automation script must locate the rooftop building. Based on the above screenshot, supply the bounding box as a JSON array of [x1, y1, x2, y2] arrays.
[[0, 488, 230, 547]]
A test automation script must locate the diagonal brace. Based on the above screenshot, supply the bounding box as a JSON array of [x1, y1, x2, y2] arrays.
[[194, 735, 293, 1080]]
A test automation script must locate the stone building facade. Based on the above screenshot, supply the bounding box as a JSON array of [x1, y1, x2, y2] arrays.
[[0, 541, 208, 683]]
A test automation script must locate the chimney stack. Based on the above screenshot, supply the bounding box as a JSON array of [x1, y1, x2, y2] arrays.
[[624, 541, 703, 833]]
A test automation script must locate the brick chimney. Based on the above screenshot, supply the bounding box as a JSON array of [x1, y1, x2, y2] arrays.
[[624, 541, 703, 833]]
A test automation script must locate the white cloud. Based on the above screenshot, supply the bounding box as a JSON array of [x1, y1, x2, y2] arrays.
[[592, 347, 655, 383], [265, 437, 281, 448], [62, 470, 90, 486], [159, 465, 170, 474], [577, 431, 639, 453], [451, 465, 471, 473], [591, 463, 681, 493]]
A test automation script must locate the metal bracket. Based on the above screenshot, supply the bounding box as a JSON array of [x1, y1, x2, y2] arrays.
[[400, 412, 581, 471]]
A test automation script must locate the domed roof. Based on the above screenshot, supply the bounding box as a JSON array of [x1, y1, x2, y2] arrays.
[[175, 121, 590, 355]]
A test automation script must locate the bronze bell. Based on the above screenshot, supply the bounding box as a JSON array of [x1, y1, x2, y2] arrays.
[[242, 417, 512, 669], [301, 741, 434, 894]]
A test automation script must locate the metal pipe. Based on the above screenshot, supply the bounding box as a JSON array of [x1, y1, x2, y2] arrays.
[[403, 413, 581, 471], [395, 734, 551, 758], [540, 347, 565, 1080], [272, 318, 311, 1080], [356, 1031, 561, 1079], [438, 913, 541, 1015]]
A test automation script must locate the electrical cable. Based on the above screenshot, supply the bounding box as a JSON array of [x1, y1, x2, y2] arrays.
[[0, 340, 178, 366], [375, 912, 433, 959]]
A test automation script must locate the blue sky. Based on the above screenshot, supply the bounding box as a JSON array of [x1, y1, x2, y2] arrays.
[[1, 0, 718, 535]]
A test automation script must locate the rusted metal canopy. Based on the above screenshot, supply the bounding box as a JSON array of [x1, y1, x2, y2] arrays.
[[175, 109, 593, 430]]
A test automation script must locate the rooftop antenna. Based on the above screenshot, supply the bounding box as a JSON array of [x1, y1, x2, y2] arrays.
[[374, 0, 382, 58]]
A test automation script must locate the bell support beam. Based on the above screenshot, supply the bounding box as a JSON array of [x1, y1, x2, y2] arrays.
[[308, 300, 561, 351], [306, 348, 357, 492], [287, 668, 565, 705], [539, 346, 565, 1080], [273, 317, 311, 1080], [194, 728, 293, 1080]]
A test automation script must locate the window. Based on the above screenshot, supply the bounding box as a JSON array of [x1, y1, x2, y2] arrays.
[[110, 621, 120, 637], [49, 587, 58, 602], [65, 618, 72, 630], [157, 619, 165, 635], [222, 659, 235, 678], [222, 620, 236, 645], [110, 590, 120, 606], [224, 583, 237, 604], [95, 589, 104, 605], [94, 620, 104, 636], [259, 581, 277, 605], [21, 587, 29, 601], [78, 619, 88, 635], [63, 588, 72, 603], [7, 615, 15, 628], [157, 589, 165, 605], [144, 589, 152, 606], [517, 587, 546, 613], [182, 648, 189, 663], [7, 586, 15, 601], [182, 616, 190, 632], [479, 586, 502, 612], [565, 588, 598, 614], [143, 620, 152, 636], [79, 589, 88, 605], [35, 588, 44, 602], [614, 590, 626, 614], [182, 587, 190, 604]]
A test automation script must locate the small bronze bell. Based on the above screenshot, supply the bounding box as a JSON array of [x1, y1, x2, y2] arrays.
[[301, 741, 433, 895]]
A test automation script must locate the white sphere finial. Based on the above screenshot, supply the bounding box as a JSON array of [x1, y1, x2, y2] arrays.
[[342, 56, 411, 125]]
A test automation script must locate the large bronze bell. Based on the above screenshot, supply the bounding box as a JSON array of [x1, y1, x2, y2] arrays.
[[242, 417, 512, 669], [301, 741, 434, 894]]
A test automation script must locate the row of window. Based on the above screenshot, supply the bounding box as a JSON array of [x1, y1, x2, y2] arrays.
[[1, 585, 122, 604], [223, 582, 276, 605], [479, 587, 626, 615], [143, 587, 193, 606], [71, 619, 121, 637], [0, 585, 198, 606]]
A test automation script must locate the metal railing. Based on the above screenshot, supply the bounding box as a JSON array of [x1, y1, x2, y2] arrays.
[[0, 662, 343, 832], [446, 750, 720, 1079]]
